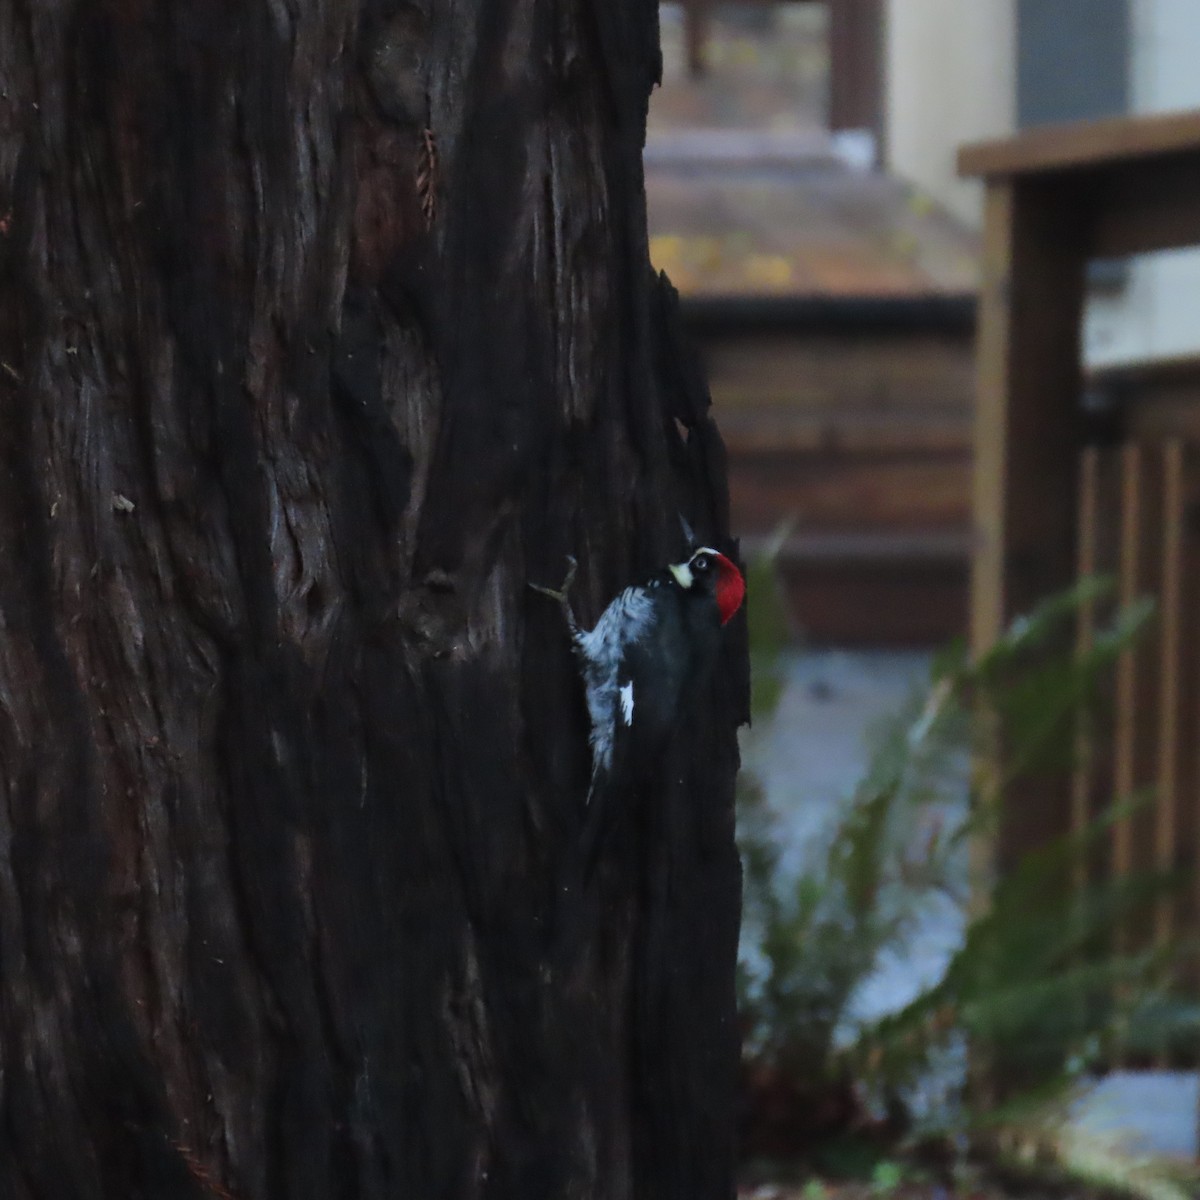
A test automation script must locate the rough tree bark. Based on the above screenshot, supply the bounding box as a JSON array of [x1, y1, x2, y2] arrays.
[[0, 2, 748, 1197]]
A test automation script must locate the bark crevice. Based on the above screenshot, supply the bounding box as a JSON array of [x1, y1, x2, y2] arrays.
[[0, 2, 744, 1196]]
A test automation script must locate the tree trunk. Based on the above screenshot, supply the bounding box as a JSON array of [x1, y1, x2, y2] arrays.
[[0, 1, 748, 1197]]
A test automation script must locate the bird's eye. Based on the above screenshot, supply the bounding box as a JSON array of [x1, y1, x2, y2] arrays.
[[693, 554, 711, 572]]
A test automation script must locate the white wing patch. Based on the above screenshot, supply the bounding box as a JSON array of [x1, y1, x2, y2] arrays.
[[619, 681, 634, 725]]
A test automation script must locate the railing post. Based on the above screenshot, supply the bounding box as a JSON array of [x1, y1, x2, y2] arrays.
[[972, 175, 1088, 872]]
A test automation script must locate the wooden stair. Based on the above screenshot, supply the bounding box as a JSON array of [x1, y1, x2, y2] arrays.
[[685, 296, 975, 644]]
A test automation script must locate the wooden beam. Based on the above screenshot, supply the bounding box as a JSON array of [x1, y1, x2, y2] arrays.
[[1155, 440, 1186, 949], [1071, 448, 1102, 886], [971, 179, 1087, 650], [971, 177, 1088, 870], [1087, 155, 1200, 256], [1113, 443, 1163, 890], [1070, 446, 1121, 889], [1089, 351, 1200, 391], [683, 0, 711, 77], [828, 0, 883, 138], [959, 108, 1200, 179]]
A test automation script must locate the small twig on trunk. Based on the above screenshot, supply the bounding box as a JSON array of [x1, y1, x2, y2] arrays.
[[172, 1140, 239, 1200], [417, 127, 439, 230]]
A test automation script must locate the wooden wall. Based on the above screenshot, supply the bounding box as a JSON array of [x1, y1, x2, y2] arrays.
[[687, 300, 975, 643]]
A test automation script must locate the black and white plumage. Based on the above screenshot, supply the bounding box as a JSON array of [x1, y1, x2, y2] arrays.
[[533, 545, 745, 874]]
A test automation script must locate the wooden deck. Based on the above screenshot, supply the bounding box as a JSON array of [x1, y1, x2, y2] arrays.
[[960, 110, 1200, 1023], [646, 144, 979, 642], [647, 155, 979, 299]]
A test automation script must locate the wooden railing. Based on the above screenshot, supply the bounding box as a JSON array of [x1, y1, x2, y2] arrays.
[[691, 297, 975, 644], [679, 0, 882, 135], [1073, 437, 1200, 969], [959, 113, 1200, 997]]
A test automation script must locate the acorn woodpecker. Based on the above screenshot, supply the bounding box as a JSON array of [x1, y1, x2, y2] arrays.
[[532, 544, 745, 873]]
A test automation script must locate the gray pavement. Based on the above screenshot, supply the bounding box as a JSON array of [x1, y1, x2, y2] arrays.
[[742, 647, 1198, 1159]]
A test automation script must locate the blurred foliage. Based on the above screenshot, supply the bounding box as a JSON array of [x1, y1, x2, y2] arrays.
[[745, 522, 796, 723], [737, 549, 1196, 1191]]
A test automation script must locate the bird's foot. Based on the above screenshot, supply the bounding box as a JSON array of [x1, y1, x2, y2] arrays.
[[529, 555, 580, 636], [528, 554, 577, 605]]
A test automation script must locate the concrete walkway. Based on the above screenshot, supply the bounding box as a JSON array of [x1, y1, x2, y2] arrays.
[[743, 647, 1198, 1159]]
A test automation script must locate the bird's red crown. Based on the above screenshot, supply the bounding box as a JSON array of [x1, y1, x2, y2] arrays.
[[710, 552, 745, 625], [670, 546, 747, 624]]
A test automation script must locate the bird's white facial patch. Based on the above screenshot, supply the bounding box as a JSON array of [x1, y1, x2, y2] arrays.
[[619, 681, 634, 725], [669, 562, 693, 589]]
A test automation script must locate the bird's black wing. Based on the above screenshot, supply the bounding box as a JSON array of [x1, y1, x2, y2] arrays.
[[579, 589, 691, 877]]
